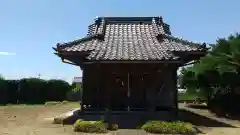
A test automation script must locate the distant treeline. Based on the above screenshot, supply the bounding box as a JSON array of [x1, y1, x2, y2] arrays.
[[0, 78, 80, 104]]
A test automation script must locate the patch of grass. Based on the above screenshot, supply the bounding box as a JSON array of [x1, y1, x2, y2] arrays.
[[45, 101, 61, 106], [178, 92, 206, 101], [0, 101, 79, 109], [0, 104, 42, 109], [141, 121, 196, 134], [73, 120, 107, 133]]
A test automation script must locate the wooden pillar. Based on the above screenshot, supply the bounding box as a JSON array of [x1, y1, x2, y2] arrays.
[[172, 66, 178, 117], [146, 72, 156, 113], [99, 66, 105, 110], [97, 64, 100, 111], [104, 69, 111, 123], [127, 71, 131, 111], [80, 68, 86, 113]]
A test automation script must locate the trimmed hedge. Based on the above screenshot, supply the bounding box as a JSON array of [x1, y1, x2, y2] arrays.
[[73, 120, 107, 133], [142, 121, 196, 134], [0, 78, 71, 104], [0, 79, 8, 104]]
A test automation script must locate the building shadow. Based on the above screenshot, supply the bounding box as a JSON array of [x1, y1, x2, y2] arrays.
[[225, 115, 240, 121], [185, 104, 240, 121], [186, 104, 209, 110], [178, 109, 236, 128], [61, 108, 236, 130]]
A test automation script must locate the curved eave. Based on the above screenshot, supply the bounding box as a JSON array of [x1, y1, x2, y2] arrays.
[[53, 49, 92, 69], [55, 34, 104, 51], [62, 59, 78, 66]]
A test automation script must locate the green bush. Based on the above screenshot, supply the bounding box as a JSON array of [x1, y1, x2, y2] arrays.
[[5, 80, 19, 104], [0, 77, 71, 104], [72, 86, 81, 92], [73, 120, 107, 133], [141, 121, 195, 134], [47, 79, 71, 101], [0, 79, 8, 104], [71, 82, 82, 92], [107, 123, 119, 131], [18, 78, 48, 104]]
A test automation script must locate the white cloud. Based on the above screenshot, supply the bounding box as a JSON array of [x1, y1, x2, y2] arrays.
[[0, 52, 16, 55]]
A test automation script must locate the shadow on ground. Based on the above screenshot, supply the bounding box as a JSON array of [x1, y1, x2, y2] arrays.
[[225, 114, 240, 121], [186, 104, 209, 110], [186, 104, 240, 121], [60, 108, 237, 130], [178, 109, 236, 128]]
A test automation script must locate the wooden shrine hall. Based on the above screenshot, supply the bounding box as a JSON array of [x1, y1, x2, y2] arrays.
[[53, 17, 207, 114]]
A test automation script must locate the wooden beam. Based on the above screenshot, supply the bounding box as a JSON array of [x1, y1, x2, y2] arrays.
[[80, 69, 86, 113]]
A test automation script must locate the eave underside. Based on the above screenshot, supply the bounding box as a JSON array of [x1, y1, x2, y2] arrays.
[[54, 50, 207, 68]]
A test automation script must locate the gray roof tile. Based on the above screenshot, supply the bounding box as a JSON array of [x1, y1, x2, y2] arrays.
[[56, 17, 207, 61]]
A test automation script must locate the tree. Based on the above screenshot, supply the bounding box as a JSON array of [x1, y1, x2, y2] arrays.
[[0, 74, 4, 80], [180, 33, 240, 114], [0, 74, 7, 104]]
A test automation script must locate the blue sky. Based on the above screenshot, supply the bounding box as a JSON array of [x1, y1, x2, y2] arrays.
[[0, 0, 239, 83]]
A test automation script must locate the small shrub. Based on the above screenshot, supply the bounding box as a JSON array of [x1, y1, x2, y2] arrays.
[[73, 119, 107, 133], [142, 121, 196, 134], [107, 123, 119, 131]]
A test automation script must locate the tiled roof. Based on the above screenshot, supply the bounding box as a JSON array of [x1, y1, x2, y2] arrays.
[[55, 17, 207, 61]]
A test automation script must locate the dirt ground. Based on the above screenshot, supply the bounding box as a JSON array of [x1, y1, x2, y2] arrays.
[[0, 103, 240, 135], [0, 102, 80, 135]]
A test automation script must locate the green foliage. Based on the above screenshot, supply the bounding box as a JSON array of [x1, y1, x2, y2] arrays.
[[0, 79, 8, 104], [18, 78, 48, 103], [6, 80, 19, 103], [0, 77, 71, 104], [72, 86, 81, 92], [141, 121, 195, 134], [73, 120, 107, 133], [180, 33, 240, 114], [178, 92, 206, 101], [47, 79, 71, 101], [71, 82, 82, 92], [180, 68, 197, 90], [0, 74, 4, 80]]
